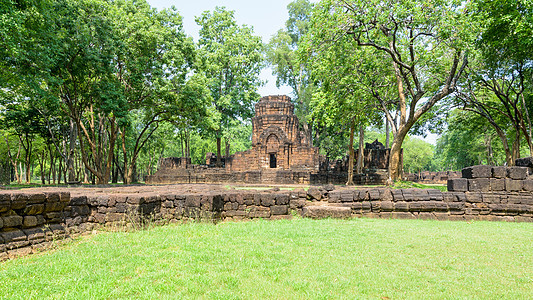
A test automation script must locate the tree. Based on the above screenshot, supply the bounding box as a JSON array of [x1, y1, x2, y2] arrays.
[[110, 0, 202, 183], [314, 0, 469, 182], [302, 23, 382, 184], [196, 7, 263, 167], [456, 0, 533, 165], [267, 0, 315, 141]]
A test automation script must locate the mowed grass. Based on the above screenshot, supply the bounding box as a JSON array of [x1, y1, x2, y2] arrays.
[[0, 218, 532, 299]]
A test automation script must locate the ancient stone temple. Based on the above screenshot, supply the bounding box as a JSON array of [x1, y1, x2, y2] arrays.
[[225, 95, 319, 172], [145, 95, 320, 184]]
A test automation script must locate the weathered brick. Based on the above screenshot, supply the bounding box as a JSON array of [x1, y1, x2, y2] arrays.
[[507, 167, 528, 180], [490, 178, 505, 191], [462, 165, 492, 178], [2, 213, 23, 228], [260, 194, 275, 207], [394, 202, 409, 211], [465, 192, 483, 203], [505, 179, 523, 192], [22, 216, 38, 228], [270, 205, 288, 215], [492, 166, 507, 178], [23, 204, 45, 215], [381, 201, 394, 212], [275, 194, 289, 205], [468, 178, 490, 192], [447, 178, 467, 192]]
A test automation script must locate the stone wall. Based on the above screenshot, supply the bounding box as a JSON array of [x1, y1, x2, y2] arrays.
[[0, 190, 70, 260], [3, 173, 533, 259], [317, 187, 533, 222]]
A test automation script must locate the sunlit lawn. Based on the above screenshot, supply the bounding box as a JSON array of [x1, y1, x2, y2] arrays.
[[0, 218, 531, 299]]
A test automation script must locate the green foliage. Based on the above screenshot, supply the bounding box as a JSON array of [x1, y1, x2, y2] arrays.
[[196, 7, 263, 136], [402, 137, 436, 173], [434, 110, 507, 170]]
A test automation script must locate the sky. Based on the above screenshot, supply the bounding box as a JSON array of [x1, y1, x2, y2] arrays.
[[146, 0, 439, 145], [146, 0, 299, 97]]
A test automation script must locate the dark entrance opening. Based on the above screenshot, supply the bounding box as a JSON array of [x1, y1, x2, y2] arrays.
[[269, 153, 277, 168]]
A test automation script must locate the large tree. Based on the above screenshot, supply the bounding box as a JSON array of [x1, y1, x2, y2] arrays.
[[456, 0, 533, 165], [312, 0, 469, 181], [196, 7, 263, 167], [267, 0, 315, 141]]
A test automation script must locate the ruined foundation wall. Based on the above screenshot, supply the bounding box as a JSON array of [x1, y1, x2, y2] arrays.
[[3, 178, 533, 260]]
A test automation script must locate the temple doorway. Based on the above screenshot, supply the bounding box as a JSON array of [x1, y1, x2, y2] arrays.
[[269, 153, 277, 168]]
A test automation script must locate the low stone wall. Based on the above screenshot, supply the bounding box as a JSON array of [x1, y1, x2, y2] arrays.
[[2, 179, 533, 260], [0, 191, 70, 260], [319, 188, 533, 222], [448, 165, 531, 192]]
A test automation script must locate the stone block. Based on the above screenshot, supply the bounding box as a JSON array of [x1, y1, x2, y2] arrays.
[[22, 216, 38, 228], [394, 202, 409, 211], [447, 202, 464, 211], [354, 190, 368, 201], [324, 184, 335, 191], [340, 191, 354, 202], [468, 178, 490, 192], [465, 192, 483, 203], [447, 178, 467, 192], [401, 189, 414, 201], [370, 201, 381, 212], [523, 180, 533, 192], [302, 206, 351, 219], [70, 195, 88, 206], [2, 229, 28, 249], [307, 187, 322, 201], [260, 194, 275, 207], [248, 206, 270, 218], [381, 189, 393, 201], [490, 178, 505, 191], [391, 212, 416, 219], [381, 201, 394, 212], [45, 201, 66, 212], [328, 191, 341, 203], [275, 194, 289, 205], [391, 189, 404, 201], [427, 189, 443, 201], [185, 195, 201, 207], [492, 166, 507, 178], [507, 167, 528, 180], [515, 157, 533, 168], [0, 193, 10, 213], [23, 204, 45, 215], [23, 228, 45, 243], [2, 213, 23, 228], [11, 193, 27, 210], [126, 195, 144, 205], [368, 189, 381, 200], [270, 205, 288, 215], [505, 179, 523, 192], [462, 165, 492, 179]]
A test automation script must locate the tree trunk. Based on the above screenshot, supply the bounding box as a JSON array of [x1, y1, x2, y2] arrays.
[[388, 128, 408, 182], [225, 138, 230, 163], [385, 117, 390, 149], [356, 125, 364, 174], [67, 120, 77, 182], [216, 136, 222, 167], [346, 120, 355, 185]]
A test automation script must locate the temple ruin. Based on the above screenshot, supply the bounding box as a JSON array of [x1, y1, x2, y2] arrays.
[[145, 95, 396, 185]]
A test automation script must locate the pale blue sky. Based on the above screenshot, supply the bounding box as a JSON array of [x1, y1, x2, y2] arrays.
[[146, 0, 304, 97]]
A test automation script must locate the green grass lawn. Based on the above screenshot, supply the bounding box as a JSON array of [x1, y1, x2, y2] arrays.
[[1, 218, 532, 299]]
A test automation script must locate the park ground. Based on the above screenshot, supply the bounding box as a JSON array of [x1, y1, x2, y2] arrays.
[[0, 217, 531, 299]]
